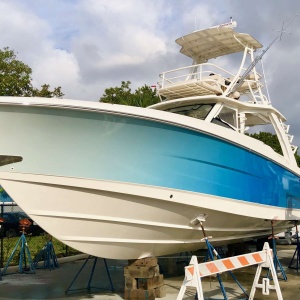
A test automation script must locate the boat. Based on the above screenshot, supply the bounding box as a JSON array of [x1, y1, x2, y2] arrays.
[[0, 20, 299, 259]]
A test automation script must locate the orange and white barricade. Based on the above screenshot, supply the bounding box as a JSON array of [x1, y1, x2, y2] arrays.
[[176, 242, 283, 300]]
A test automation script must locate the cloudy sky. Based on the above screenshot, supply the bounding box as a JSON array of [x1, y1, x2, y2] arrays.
[[0, 0, 300, 146]]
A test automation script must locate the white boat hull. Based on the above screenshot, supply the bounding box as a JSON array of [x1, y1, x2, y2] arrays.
[[0, 172, 292, 259]]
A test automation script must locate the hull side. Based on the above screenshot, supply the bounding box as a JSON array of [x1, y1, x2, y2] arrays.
[[0, 104, 300, 209]]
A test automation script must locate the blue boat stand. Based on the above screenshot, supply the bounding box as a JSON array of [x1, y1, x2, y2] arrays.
[[33, 235, 59, 270], [288, 220, 300, 271], [0, 218, 2, 281], [266, 220, 287, 281], [65, 255, 114, 295], [196, 221, 248, 300], [1, 231, 35, 275]]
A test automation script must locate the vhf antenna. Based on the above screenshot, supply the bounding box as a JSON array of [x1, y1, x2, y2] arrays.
[[229, 13, 298, 95]]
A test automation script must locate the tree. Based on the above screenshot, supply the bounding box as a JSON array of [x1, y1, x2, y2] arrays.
[[134, 85, 161, 107], [249, 131, 300, 167], [0, 47, 32, 96], [32, 84, 64, 98], [100, 81, 160, 107], [249, 132, 282, 155], [0, 47, 64, 98]]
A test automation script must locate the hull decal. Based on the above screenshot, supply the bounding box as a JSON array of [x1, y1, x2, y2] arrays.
[[0, 155, 22, 167]]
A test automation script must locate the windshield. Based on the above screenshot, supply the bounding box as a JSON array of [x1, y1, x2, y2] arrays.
[[166, 104, 214, 120]]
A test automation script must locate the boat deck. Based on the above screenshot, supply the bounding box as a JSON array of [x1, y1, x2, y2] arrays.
[[158, 78, 223, 99], [157, 63, 261, 100]]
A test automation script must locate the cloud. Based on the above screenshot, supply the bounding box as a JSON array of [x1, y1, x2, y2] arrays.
[[0, 0, 81, 98], [0, 1, 50, 56], [31, 49, 80, 98], [0, 0, 300, 146], [69, 0, 170, 95]]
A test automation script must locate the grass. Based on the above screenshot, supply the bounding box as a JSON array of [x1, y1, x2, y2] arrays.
[[0, 234, 80, 267]]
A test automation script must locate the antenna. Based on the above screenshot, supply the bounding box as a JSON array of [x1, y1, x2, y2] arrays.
[[278, 13, 298, 40], [229, 13, 298, 95], [279, 21, 287, 41]]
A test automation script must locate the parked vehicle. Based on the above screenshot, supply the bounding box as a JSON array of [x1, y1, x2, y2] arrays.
[[0, 212, 44, 238]]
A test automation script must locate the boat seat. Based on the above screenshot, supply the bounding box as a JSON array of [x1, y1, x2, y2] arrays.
[[227, 74, 260, 93], [238, 78, 259, 92], [206, 74, 225, 86]]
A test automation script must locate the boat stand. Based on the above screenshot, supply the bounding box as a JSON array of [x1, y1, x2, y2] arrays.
[[204, 246, 226, 262], [197, 221, 248, 300], [33, 235, 59, 270], [0, 218, 3, 281], [65, 256, 114, 295], [1, 232, 35, 275], [289, 221, 300, 271], [267, 220, 287, 281]]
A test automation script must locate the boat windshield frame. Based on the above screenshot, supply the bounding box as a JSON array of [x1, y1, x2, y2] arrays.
[[165, 102, 238, 131], [165, 103, 215, 120]]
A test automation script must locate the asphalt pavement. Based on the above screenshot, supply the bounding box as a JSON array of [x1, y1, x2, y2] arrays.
[[0, 245, 299, 299]]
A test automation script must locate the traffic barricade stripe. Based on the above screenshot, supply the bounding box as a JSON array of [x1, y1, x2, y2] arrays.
[[206, 262, 219, 273], [222, 258, 235, 269], [238, 256, 249, 266], [187, 266, 194, 276], [252, 253, 264, 263]]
